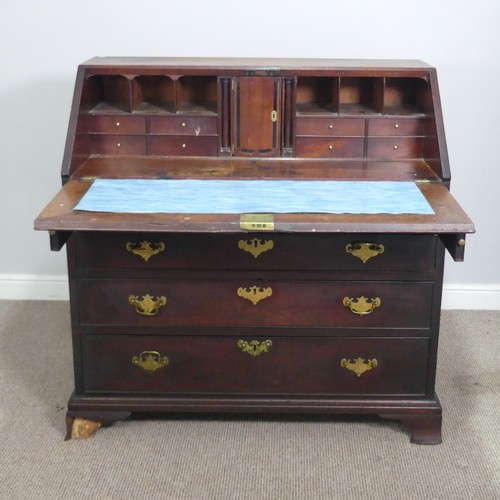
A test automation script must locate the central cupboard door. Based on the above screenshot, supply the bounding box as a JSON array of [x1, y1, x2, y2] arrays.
[[232, 77, 282, 156]]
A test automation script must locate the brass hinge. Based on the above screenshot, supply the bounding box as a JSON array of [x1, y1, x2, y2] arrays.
[[240, 214, 275, 231], [81, 176, 98, 182]]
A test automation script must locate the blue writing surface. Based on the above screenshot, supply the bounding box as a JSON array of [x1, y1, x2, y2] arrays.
[[74, 179, 434, 215]]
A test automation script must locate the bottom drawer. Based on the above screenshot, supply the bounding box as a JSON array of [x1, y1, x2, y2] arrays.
[[81, 335, 429, 396]]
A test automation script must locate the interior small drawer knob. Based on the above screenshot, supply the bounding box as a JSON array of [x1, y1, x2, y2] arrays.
[[237, 339, 273, 357], [238, 237, 274, 258], [345, 242, 385, 263], [343, 296, 381, 315], [132, 350, 169, 374], [128, 294, 167, 316], [126, 241, 166, 261], [340, 357, 378, 377], [237, 286, 272, 305]]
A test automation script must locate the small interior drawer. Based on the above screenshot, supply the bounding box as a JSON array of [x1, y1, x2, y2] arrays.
[[366, 137, 424, 159], [295, 117, 365, 137], [149, 135, 218, 156], [295, 137, 364, 158], [81, 334, 429, 396], [149, 116, 218, 136], [87, 115, 147, 135], [367, 118, 425, 136], [90, 135, 147, 155]]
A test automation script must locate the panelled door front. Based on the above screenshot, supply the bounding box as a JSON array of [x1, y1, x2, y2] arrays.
[[231, 77, 282, 157]]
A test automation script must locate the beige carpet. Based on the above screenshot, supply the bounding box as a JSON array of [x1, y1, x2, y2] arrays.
[[0, 301, 498, 499]]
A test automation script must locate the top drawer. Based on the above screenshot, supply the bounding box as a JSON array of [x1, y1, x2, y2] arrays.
[[296, 117, 365, 137], [149, 116, 218, 136], [74, 232, 437, 273]]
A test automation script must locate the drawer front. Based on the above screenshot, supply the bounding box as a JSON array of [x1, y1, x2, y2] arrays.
[[87, 115, 147, 134], [91, 135, 147, 155], [295, 137, 364, 158], [296, 118, 365, 137], [81, 334, 429, 396], [78, 279, 434, 329], [366, 137, 424, 159], [367, 118, 425, 136], [149, 116, 217, 136], [75, 233, 437, 273], [149, 135, 218, 156]]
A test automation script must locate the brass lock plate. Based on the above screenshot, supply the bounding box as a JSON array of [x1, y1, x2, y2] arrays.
[[240, 214, 275, 231]]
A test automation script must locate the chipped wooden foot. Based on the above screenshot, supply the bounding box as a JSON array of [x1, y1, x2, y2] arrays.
[[65, 417, 102, 440], [380, 413, 442, 445]]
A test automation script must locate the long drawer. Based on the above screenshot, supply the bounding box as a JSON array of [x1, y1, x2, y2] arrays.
[[74, 233, 437, 273], [77, 279, 434, 329], [81, 334, 429, 395]]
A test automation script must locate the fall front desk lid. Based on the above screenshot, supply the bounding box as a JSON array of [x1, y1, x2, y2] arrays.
[[73, 179, 434, 215]]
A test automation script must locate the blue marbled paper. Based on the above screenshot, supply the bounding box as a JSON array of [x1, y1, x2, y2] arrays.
[[74, 179, 434, 215]]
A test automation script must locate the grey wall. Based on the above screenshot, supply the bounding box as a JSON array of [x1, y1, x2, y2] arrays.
[[1, 0, 498, 301]]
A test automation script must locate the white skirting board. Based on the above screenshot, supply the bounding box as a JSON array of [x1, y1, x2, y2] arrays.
[[0, 275, 498, 310]]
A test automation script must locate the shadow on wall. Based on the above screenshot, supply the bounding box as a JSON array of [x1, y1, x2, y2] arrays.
[[0, 78, 74, 275]]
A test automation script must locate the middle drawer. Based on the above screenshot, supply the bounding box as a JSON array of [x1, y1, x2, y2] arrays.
[[78, 279, 434, 329]]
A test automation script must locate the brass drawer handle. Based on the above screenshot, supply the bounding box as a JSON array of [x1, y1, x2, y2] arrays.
[[132, 350, 169, 373], [129, 294, 167, 316], [341, 357, 378, 377], [238, 340, 273, 357], [343, 296, 381, 315], [345, 242, 384, 263], [126, 241, 165, 262], [238, 238, 274, 258], [237, 286, 272, 305]]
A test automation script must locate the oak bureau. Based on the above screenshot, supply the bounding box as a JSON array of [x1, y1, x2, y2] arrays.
[[35, 58, 474, 443]]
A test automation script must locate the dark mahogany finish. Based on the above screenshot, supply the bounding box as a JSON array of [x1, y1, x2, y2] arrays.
[[34, 58, 475, 444]]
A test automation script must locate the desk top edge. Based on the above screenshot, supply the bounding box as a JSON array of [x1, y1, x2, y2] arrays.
[[80, 57, 434, 71]]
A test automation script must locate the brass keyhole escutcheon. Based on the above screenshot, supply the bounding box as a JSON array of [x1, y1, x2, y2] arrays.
[[238, 340, 273, 357], [340, 357, 378, 377], [345, 242, 384, 264], [237, 286, 273, 305], [238, 238, 274, 258], [126, 241, 166, 262], [271, 110, 277, 122]]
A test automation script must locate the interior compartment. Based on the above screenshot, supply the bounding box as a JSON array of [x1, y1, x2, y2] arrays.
[[296, 77, 339, 114], [177, 76, 218, 114], [84, 75, 131, 114], [383, 77, 431, 115], [132, 76, 175, 113], [339, 77, 383, 115]]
